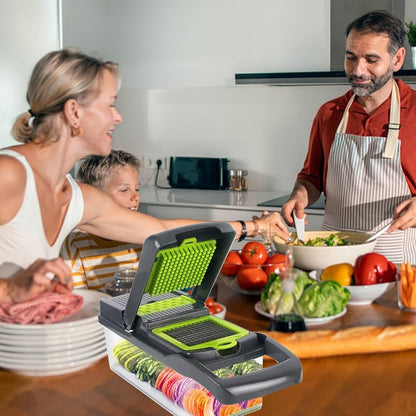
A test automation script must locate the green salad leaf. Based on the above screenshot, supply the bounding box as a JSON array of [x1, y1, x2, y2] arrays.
[[261, 272, 350, 318], [305, 233, 349, 246], [297, 280, 350, 318]]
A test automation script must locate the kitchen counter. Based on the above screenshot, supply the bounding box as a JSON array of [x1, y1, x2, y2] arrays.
[[139, 187, 325, 230], [1, 281, 416, 416], [139, 186, 292, 212]]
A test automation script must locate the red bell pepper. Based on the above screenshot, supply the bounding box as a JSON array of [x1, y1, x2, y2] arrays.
[[354, 253, 396, 285]]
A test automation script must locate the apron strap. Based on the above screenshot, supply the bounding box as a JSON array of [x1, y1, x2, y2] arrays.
[[382, 80, 400, 158], [335, 80, 401, 159], [335, 94, 355, 135]]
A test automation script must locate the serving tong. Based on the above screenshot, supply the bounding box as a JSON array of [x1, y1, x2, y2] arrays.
[[364, 221, 392, 243]]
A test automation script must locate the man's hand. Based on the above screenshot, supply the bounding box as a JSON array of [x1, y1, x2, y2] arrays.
[[390, 197, 416, 232], [281, 180, 321, 227]]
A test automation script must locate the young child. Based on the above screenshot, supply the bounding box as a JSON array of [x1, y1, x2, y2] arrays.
[[60, 150, 142, 290]]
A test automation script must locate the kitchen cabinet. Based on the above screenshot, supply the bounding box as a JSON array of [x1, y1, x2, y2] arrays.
[[138, 187, 324, 231]]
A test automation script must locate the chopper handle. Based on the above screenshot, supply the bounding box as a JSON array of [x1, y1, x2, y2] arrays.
[[170, 333, 302, 404], [211, 334, 302, 403]]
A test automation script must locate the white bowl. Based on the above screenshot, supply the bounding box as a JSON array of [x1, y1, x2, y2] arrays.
[[345, 282, 396, 305], [273, 230, 377, 271]]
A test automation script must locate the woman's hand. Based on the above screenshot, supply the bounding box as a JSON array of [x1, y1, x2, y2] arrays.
[[1, 258, 73, 304], [252, 210, 291, 242]]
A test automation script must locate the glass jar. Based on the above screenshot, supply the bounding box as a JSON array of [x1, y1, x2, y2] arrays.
[[114, 269, 136, 290], [397, 271, 416, 313], [229, 169, 248, 191]]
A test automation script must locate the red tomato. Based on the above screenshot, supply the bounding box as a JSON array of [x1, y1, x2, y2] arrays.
[[236, 266, 268, 291], [240, 242, 268, 265], [354, 253, 396, 285], [212, 304, 223, 313], [263, 253, 286, 276], [221, 251, 243, 276], [205, 297, 215, 307], [207, 303, 223, 314]]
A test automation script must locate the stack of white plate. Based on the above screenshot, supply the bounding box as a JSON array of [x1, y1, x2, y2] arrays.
[[0, 289, 110, 376]]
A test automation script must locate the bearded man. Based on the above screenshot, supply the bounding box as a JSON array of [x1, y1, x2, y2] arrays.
[[281, 10, 416, 264]]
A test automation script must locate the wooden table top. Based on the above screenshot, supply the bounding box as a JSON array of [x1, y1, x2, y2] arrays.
[[1, 279, 416, 416]]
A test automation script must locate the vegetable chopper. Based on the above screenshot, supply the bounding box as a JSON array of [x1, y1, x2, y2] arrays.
[[99, 222, 302, 405]]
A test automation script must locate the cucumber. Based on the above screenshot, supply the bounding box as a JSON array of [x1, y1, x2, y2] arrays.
[[124, 350, 149, 372], [118, 346, 141, 365]]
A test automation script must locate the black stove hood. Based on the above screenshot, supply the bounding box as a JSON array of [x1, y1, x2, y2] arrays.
[[235, 69, 416, 86]]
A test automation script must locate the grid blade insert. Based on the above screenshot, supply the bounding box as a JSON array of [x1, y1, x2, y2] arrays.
[[145, 238, 216, 296], [152, 316, 249, 351]]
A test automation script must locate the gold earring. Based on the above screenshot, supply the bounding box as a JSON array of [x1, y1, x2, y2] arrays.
[[70, 125, 81, 137]]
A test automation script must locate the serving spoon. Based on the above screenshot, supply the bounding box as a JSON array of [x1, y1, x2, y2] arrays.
[[364, 221, 392, 243]]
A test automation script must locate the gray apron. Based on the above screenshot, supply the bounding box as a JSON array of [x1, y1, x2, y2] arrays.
[[322, 80, 416, 264]]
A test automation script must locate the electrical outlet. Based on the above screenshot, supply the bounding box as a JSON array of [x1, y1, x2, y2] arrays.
[[143, 154, 156, 168], [156, 156, 167, 170], [142, 155, 167, 170]]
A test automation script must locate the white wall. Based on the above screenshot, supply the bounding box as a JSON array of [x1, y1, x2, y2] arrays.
[[60, 1, 415, 192], [1, 1, 415, 189], [62, 0, 335, 191], [406, 2, 416, 21], [62, 0, 330, 88], [0, 0, 60, 148]]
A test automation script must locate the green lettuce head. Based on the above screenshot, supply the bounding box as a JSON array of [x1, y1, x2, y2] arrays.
[[297, 280, 350, 318]]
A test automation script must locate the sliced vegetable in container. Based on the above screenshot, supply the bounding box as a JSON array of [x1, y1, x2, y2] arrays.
[[218, 404, 243, 416], [112, 339, 263, 415], [231, 359, 262, 375]]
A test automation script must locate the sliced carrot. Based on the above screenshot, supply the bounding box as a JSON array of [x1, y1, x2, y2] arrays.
[[246, 397, 263, 408], [400, 284, 408, 306], [408, 263, 414, 283], [217, 404, 236, 416], [409, 280, 416, 308], [399, 262, 416, 309]]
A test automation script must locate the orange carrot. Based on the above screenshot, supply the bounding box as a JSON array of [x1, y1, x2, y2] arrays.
[[399, 262, 416, 309]]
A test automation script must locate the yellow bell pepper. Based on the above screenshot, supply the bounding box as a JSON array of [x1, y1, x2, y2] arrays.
[[320, 263, 354, 286]]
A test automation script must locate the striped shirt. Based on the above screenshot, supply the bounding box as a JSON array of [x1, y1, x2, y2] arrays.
[[60, 229, 141, 289]]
